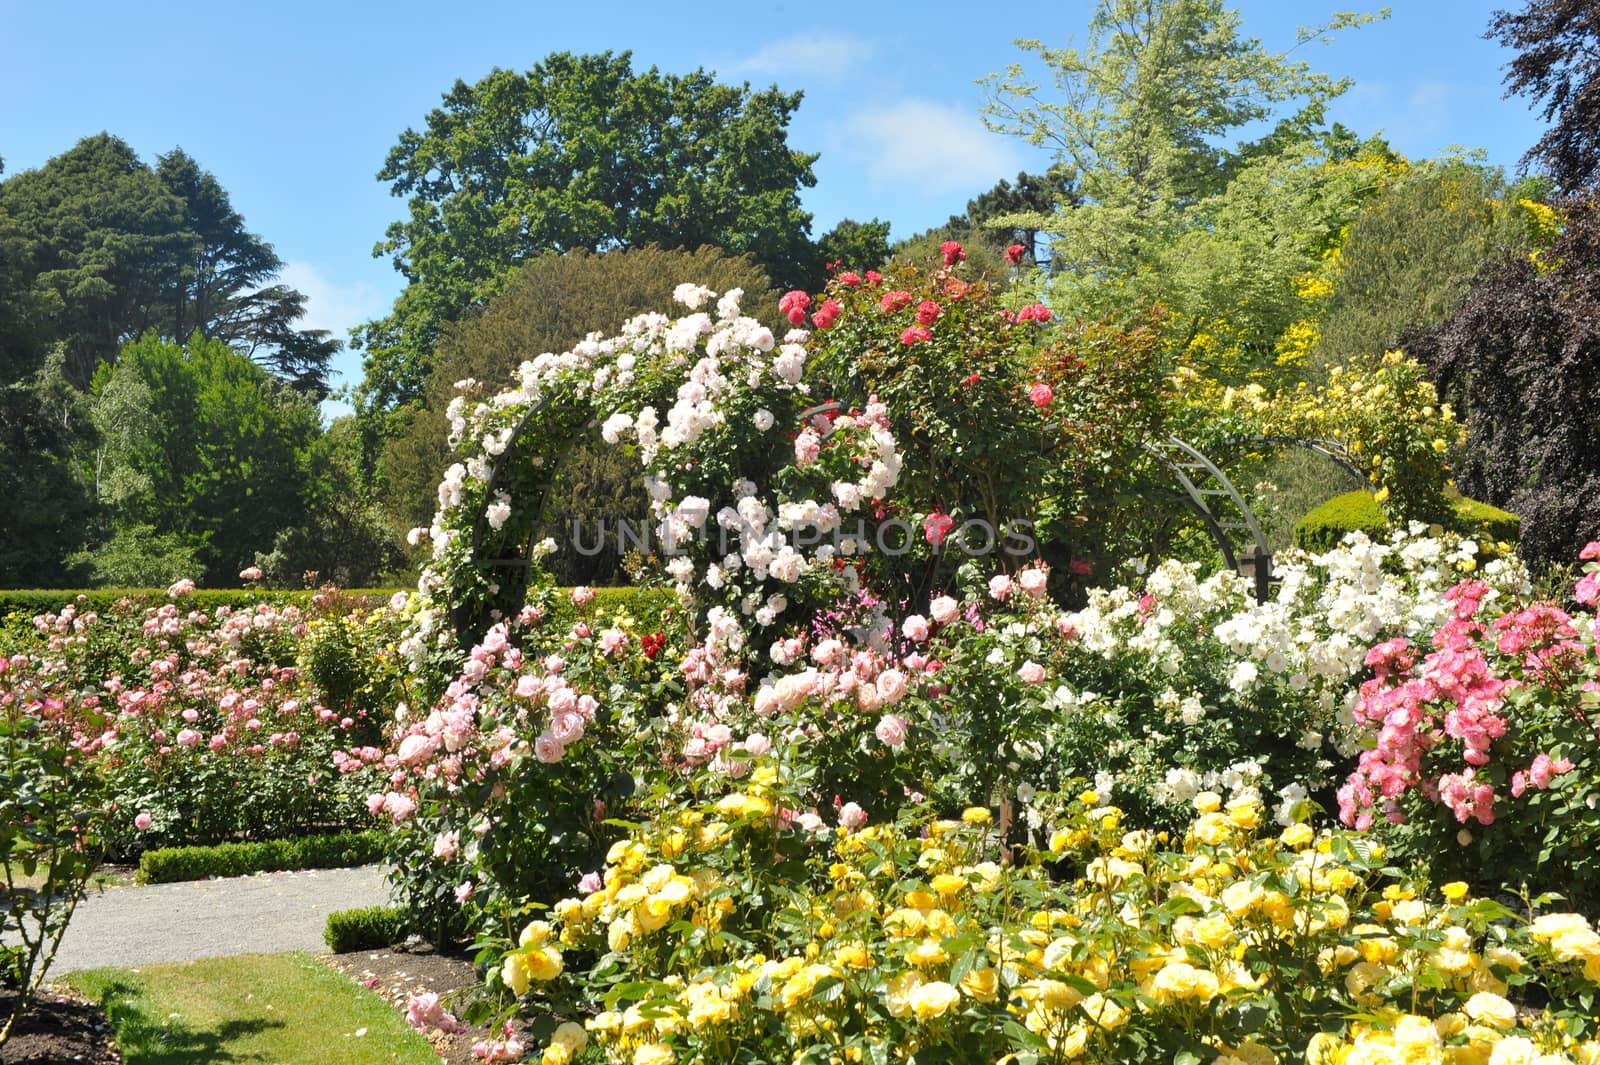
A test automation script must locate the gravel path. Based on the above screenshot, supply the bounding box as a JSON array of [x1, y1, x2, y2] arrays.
[[41, 864, 391, 974]]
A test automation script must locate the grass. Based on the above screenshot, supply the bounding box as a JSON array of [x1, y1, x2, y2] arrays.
[[64, 953, 441, 1065], [3, 861, 135, 894]]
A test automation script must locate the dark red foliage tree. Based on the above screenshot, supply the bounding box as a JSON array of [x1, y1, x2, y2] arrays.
[[1491, 0, 1600, 193]]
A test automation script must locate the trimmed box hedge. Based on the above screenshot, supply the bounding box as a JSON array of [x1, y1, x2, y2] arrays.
[[137, 830, 387, 884], [0, 587, 400, 621], [324, 905, 408, 954], [1293, 490, 1522, 553]]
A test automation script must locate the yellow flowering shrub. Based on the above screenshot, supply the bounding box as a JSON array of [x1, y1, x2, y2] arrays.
[[1212, 352, 1461, 523], [508, 766, 1600, 1065]]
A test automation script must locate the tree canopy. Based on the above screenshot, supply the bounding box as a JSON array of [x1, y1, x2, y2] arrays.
[[0, 135, 338, 395], [354, 51, 823, 419], [1491, 0, 1600, 194]]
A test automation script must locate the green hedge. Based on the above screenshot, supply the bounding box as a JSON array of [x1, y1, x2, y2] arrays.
[[137, 830, 387, 884], [0, 587, 401, 621], [324, 905, 408, 954], [1294, 491, 1522, 552]]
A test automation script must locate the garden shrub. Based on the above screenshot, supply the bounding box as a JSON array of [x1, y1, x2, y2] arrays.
[[137, 829, 386, 884], [1294, 491, 1521, 552], [323, 905, 407, 954], [0, 586, 397, 622]]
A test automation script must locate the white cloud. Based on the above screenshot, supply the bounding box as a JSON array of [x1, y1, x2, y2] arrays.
[[845, 99, 1027, 198], [734, 32, 873, 81], [276, 260, 386, 344]]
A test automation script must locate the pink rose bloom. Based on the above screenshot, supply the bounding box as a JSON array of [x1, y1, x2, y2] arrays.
[[838, 271, 862, 287], [876, 668, 908, 704], [915, 300, 941, 325], [432, 830, 460, 862], [238, 566, 262, 582], [744, 733, 771, 757], [1018, 303, 1053, 322], [902, 614, 930, 642], [1018, 660, 1047, 685], [134, 812, 153, 831], [366, 793, 387, 817], [940, 240, 966, 266], [703, 722, 733, 750], [598, 628, 627, 656], [550, 710, 586, 745], [577, 871, 603, 894], [930, 596, 960, 625], [879, 290, 912, 314], [454, 880, 475, 905], [181, 707, 200, 722], [795, 429, 822, 464], [533, 732, 565, 764], [1018, 568, 1048, 596], [900, 325, 932, 346], [176, 728, 201, 747], [569, 586, 595, 607], [167, 578, 196, 598], [989, 574, 1014, 601], [923, 512, 954, 546], [514, 674, 541, 699], [398, 733, 435, 766], [384, 792, 418, 822], [1069, 559, 1094, 577], [838, 801, 868, 829], [1029, 381, 1054, 407], [875, 714, 908, 749], [1005, 243, 1027, 264]]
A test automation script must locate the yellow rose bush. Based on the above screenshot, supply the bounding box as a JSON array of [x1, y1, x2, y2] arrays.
[[502, 768, 1600, 1065], [1212, 352, 1461, 524]]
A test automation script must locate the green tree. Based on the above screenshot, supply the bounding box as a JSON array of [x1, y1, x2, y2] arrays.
[[379, 245, 777, 584], [85, 333, 319, 585], [0, 136, 338, 394], [355, 51, 820, 421], [1491, 0, 1600, 194], [1314, 160, 1542, 369], [816, 218, 892, 274], [0, 350, 95, 586], [981, 1, 1386, 372]]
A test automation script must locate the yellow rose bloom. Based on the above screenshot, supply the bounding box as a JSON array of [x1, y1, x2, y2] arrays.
[[931, 873, 966, 897], [1194, 791, 1223, 814], [910, 980, 961, 1020], [1441, 882, 1470, 902], [1280, 823, 1315, 849], [1463, 991, 1517, 1030], [960, 966, 1000, 1002], [633, 1043, 676, 1065], [962, 807, 992, 825], [885, 971, 925, 1018]]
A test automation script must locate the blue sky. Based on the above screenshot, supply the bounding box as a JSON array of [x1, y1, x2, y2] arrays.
[[0, 0, 1546, 414]]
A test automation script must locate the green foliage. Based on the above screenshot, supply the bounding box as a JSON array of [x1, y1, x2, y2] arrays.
[[136, 830, 386, 884], [0, 587, 394, 624], [1293, 490, 1522, 552], [816, 218, 892, 273], [0, 349, 95, 586], [982, 1, 1389, 376], [323, 905, 408, 954], [356, 51, 820, 416], [1314, 160, 1543, 371], [66, 524, 202, 588], [83, 332, 320, 586]]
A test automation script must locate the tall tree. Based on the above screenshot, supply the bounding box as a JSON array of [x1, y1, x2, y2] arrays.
[[816, 218, 892, 274], [0, 136, 337, 394], [1491, 0, 1600, 194], [1408, 199, 1600, 568], [355, 51, 821, 420], [85, 333, 320, 585], [980, 1, 1386, 373], [155, 150, 340, 395]]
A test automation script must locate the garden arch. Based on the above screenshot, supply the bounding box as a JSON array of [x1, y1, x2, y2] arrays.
[[1144, 435, 1369, 602]]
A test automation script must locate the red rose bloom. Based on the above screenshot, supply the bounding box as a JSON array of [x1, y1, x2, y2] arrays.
[[901, 325, 932, 346], [1005, 243, 1027, 265], [812, 299, 842, 330], [940, 240, 966, 267], [865, 270, 883, 284], [1018, 303, 1053, 322], [838, 271, 862, 287], [880, 290, 913, 313], [1029, 381, 1054, 407], [779, 289, 811, 326]]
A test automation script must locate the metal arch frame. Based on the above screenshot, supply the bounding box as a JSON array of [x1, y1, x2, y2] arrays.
[[1143, 434, 1374, 603], [1143, 436, 1275, 601]]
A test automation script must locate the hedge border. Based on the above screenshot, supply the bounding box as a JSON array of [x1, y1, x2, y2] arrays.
[[324, 905, 408, 954], [1293, 491, 1521, 553], [137, 830, 388, 884]]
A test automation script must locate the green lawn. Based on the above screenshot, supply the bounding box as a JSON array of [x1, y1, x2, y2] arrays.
[[65, 953, 440, 1065]]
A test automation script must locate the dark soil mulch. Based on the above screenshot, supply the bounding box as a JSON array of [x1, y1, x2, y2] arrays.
[[0, 985, 122, 1064], [320, 944, 530, 1065]]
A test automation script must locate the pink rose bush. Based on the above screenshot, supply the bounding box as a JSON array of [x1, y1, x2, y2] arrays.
[[8, 592, 401, 854], [1336, 542, 1600, 899]]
